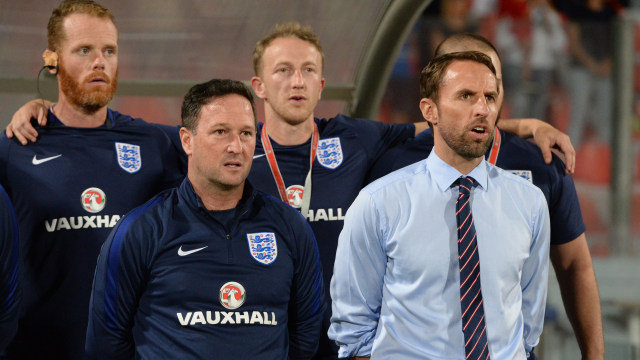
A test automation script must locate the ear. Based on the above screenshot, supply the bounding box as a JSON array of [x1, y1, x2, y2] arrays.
[[419, 98, 438, 127], [42, 49, 58, 75], [318, 77, 325, 100], [179, 126, 193, 157], [250, 76, 266, 100]]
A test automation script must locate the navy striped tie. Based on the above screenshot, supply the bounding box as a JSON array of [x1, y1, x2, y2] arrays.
[[456, 176, 490, 359]]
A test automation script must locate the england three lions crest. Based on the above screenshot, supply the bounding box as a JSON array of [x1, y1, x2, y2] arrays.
[[316, 137, 343, 169], [508, 170, 533, 183], [247, 232, 278, 265], [115, 142, 142, 173]]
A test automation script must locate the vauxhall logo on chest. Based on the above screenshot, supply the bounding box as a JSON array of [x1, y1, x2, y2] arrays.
[[44, 187, 123, 232], [176, 281, 278, 327], [43, 142, 142, 232]]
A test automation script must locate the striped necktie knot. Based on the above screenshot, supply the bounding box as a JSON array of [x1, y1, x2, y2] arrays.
[[456, 176, 475, 196]]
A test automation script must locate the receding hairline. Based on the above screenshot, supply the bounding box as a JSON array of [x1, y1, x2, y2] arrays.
[[436, 35, 499, 60], [47, 0, 116, 51], [442, 59, 498, 88]]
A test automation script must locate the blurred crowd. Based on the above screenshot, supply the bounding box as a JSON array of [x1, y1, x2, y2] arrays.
[[381, 0, 625, 150]]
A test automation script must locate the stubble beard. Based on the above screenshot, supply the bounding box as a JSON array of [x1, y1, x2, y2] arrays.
[[440, 120, 494, 160], [278, 105, 311, 126], [58, 64, 118, 114], [268, 95, 315, 126]]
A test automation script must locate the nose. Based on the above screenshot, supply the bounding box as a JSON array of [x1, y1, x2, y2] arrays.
[[92, 52, 105, 70], [226, 133, 243, 153], [292, 69, 304, 89], [474, 97, 489, 118]]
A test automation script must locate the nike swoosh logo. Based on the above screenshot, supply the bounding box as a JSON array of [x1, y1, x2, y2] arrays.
[[253, 154, 266, 159], [177, 245, 208, 256], [32, 154, 62, 165]]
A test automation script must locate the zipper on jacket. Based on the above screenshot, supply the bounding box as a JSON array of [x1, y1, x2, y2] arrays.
[[226, 233, 233, 263]]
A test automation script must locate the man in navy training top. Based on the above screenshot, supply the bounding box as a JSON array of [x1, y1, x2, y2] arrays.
[[86, 78, 325, 359], [248, 22, 575, 360], [368, 33, 604, 360], [330, 51, 550, 360], [0, 1, 185, 359], [0, 184, 20, 351]]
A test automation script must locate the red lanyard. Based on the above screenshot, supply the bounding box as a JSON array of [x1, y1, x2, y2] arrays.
[[260, 122, 319, 213], [487, 128, 501, 165]]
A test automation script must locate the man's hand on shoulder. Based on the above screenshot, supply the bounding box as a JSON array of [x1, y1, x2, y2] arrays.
[[530, 120, 575, 174], [7, 99, 50, 145], [498, 118, 575, 174]]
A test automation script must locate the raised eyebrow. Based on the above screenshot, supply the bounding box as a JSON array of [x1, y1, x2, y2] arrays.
[[455, 88, 475, 97], [302, 61, 318, 68], [273, 61, 292, 69], [207, 123, 229, 130], [210, 123, 254, 131], [485, 90, 499, 98], [74, 44, 93, 50]]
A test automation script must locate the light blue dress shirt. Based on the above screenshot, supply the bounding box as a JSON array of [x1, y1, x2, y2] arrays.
[[329, 151, 550, 360]]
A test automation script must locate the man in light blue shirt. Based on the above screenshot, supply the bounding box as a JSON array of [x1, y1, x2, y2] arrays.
[[329, 51, 550, 360]]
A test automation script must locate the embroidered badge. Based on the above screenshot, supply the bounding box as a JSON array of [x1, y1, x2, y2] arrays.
[[316, 137, 343, 169], [509, 170, 533, 183], [115, 142, 142, 173], [247, 232, 278, 265]]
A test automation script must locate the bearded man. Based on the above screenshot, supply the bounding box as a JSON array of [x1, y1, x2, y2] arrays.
[[0, 1, 185, 359], [329, 52, 550, 360]]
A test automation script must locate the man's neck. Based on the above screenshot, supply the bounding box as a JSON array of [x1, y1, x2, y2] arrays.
[[53, 99, 109, 128], [433, 142, 483, 175], [264, 109, 314, 146], [190, 177, 244, 211]]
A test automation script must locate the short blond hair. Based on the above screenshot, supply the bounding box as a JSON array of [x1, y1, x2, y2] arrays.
[[252, 21, 324, 76]]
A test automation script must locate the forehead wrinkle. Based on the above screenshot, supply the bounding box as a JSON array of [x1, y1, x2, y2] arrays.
[[441, 63, 497, 97], [264, 38, 322, 68]]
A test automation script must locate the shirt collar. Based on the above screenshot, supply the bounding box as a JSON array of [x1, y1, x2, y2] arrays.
[[426, 151, 489, 192], [46, 106, 115, 128], [179, 177, 257, 213]]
